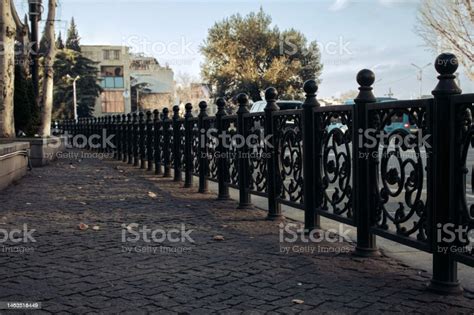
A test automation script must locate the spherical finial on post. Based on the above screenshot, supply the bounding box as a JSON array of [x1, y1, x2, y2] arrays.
[[265, 87, 279, 111], [162, 107, 169, 119], [265, 87, 278, 102], [302, 80, 320, 108], [216, 98, 226, 111], [435, 53, 458, 76], [354, 69, 376, 104], [433, 53, 462, 96], [237, 93, 250, 114], [132, 112, 138, 123], [216, 98, 226, 116], [198, 101, 208, 117], [138, 111, 144, 122], [356, 69, 375, 88], [185, 103, 192, 113], [153, 109, 159, 122], [173, 105, 180, 117], [146, 110, 152, 122]]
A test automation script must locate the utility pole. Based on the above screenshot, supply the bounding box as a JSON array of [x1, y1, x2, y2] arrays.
[[67, 75, 80, 121], [411, 62, 431, 99], [28, 0, 42, 99], [385, 88, 394, 98]]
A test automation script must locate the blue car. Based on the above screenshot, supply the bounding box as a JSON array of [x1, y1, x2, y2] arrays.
[[343, 97, 417, 134]]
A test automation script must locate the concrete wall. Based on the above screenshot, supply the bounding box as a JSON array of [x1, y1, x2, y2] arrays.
[[0, 142, 30, 190], [0, 137, 66, 167]]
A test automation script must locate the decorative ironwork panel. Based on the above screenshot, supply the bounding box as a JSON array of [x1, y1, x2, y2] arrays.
[[244, 113, 267, 195], [179, 120, 186, 172], [317, 106, 353, 222], [452, 94, 474, 266], [204, 117, 218, 181], [273, 111, 304, 207], [222, 116, 239, 187], [191, 118, 200, 176], [367, 100, 431, 247]]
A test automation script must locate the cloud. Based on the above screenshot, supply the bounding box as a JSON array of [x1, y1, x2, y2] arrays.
[[329, 0, 350, 11]]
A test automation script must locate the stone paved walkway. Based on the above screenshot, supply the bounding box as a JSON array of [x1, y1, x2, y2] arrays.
[[0, 152, 473, 314]]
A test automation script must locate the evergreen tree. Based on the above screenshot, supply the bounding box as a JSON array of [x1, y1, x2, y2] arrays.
[[14, 65, 39, 135], [53, 49, 102, 119], [56, 32, 65, 50], [66, 17, 81, 52]]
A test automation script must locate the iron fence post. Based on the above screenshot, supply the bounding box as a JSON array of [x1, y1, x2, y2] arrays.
[[302, 80, 320, 231], [121, 114, 127, 162], [184, 103, 193, 188], [115, 115, 121, 160], [132, 113, 139, 166], [139, 112, 146, 169], [127, 114, 133, 164], [153, 110, 162, 175], [198, 101, 209, 193], [264, 88, 282, 219], [216, 98, 230, 200], [93, 118, 99, 152], [353, 69, 380, 257], [428, 53, 463, 295], [146, 111, 154, 171], [237, 94, 252, 209], [173, 105, 183, 181], [163, 108, 172, 178]]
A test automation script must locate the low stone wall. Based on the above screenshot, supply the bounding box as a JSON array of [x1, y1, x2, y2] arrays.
[[0, 137, 66, 167], [0, 142, 30, 190]]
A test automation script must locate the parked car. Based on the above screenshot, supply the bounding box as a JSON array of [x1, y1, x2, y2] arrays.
[[250, 100, 303, 113], [342, 97, 417, 134]]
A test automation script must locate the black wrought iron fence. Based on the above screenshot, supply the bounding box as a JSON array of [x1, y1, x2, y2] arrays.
[[58, 53, 473, 295]]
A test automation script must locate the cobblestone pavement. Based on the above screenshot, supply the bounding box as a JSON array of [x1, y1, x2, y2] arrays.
[[0, 151, 473, 314]]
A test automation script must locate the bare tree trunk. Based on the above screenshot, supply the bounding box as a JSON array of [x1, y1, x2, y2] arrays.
[[38, 0, 57, 137], [0, 0, 16, 138]]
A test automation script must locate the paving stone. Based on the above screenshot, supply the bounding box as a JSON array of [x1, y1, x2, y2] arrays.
[[0, 151, 472, 313]]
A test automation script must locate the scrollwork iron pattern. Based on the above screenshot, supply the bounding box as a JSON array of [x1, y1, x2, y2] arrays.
[[244, 114, 267, 194], [273, 112, 303, 207], [453, 97, 474, 265], [318, 108, 353, 221], [368, 101, 429, 245], [191, 119, 200, 176], [223, 116, 239, 187], [179, 120, 186, 171], [205, 118, 218, 181]]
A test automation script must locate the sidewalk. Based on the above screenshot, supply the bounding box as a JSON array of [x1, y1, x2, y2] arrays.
[[0, 151, 472, 314]]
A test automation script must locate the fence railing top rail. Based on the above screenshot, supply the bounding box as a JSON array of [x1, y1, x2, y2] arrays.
[[366, 98, 433, 110], [272, 109, 302, 117], [315, 104, 353, 113]]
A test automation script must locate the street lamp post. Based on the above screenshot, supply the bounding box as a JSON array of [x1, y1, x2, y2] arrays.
[[411, 62, 431, 99], [67, 75, 80, 121]]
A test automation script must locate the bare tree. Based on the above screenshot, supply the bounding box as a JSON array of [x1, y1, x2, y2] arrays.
[[0, 0, 17, 137], [38, 0, 57, 136], [416, 0, 473, 80]]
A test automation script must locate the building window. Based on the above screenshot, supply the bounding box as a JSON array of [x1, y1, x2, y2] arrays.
[[114, 50, 121, 60], [103, 50, 110, 60], [100, 66, 124, 89], [101, 91, 125, 113]]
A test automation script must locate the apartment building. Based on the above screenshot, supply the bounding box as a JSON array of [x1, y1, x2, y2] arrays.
[[81, 45, 132, 116]]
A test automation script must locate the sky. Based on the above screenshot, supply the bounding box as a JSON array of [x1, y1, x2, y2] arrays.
[[14, 0, 473, 99]]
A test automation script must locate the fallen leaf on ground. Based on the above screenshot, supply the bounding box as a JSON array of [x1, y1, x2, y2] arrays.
[[148, 192, 157, 198], [78, 223, 89, 230], [92, 226, 100, 231], [292, 299, 304, 304], [213, 235, 225, 241], [69, 165, 76, 169], [79, 202, 87, 205]]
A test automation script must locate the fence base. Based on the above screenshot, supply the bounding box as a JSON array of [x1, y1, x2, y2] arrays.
[[266, 213, 284, 221], [353, 246, 381, 257], [427, 280, 463, 296]]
